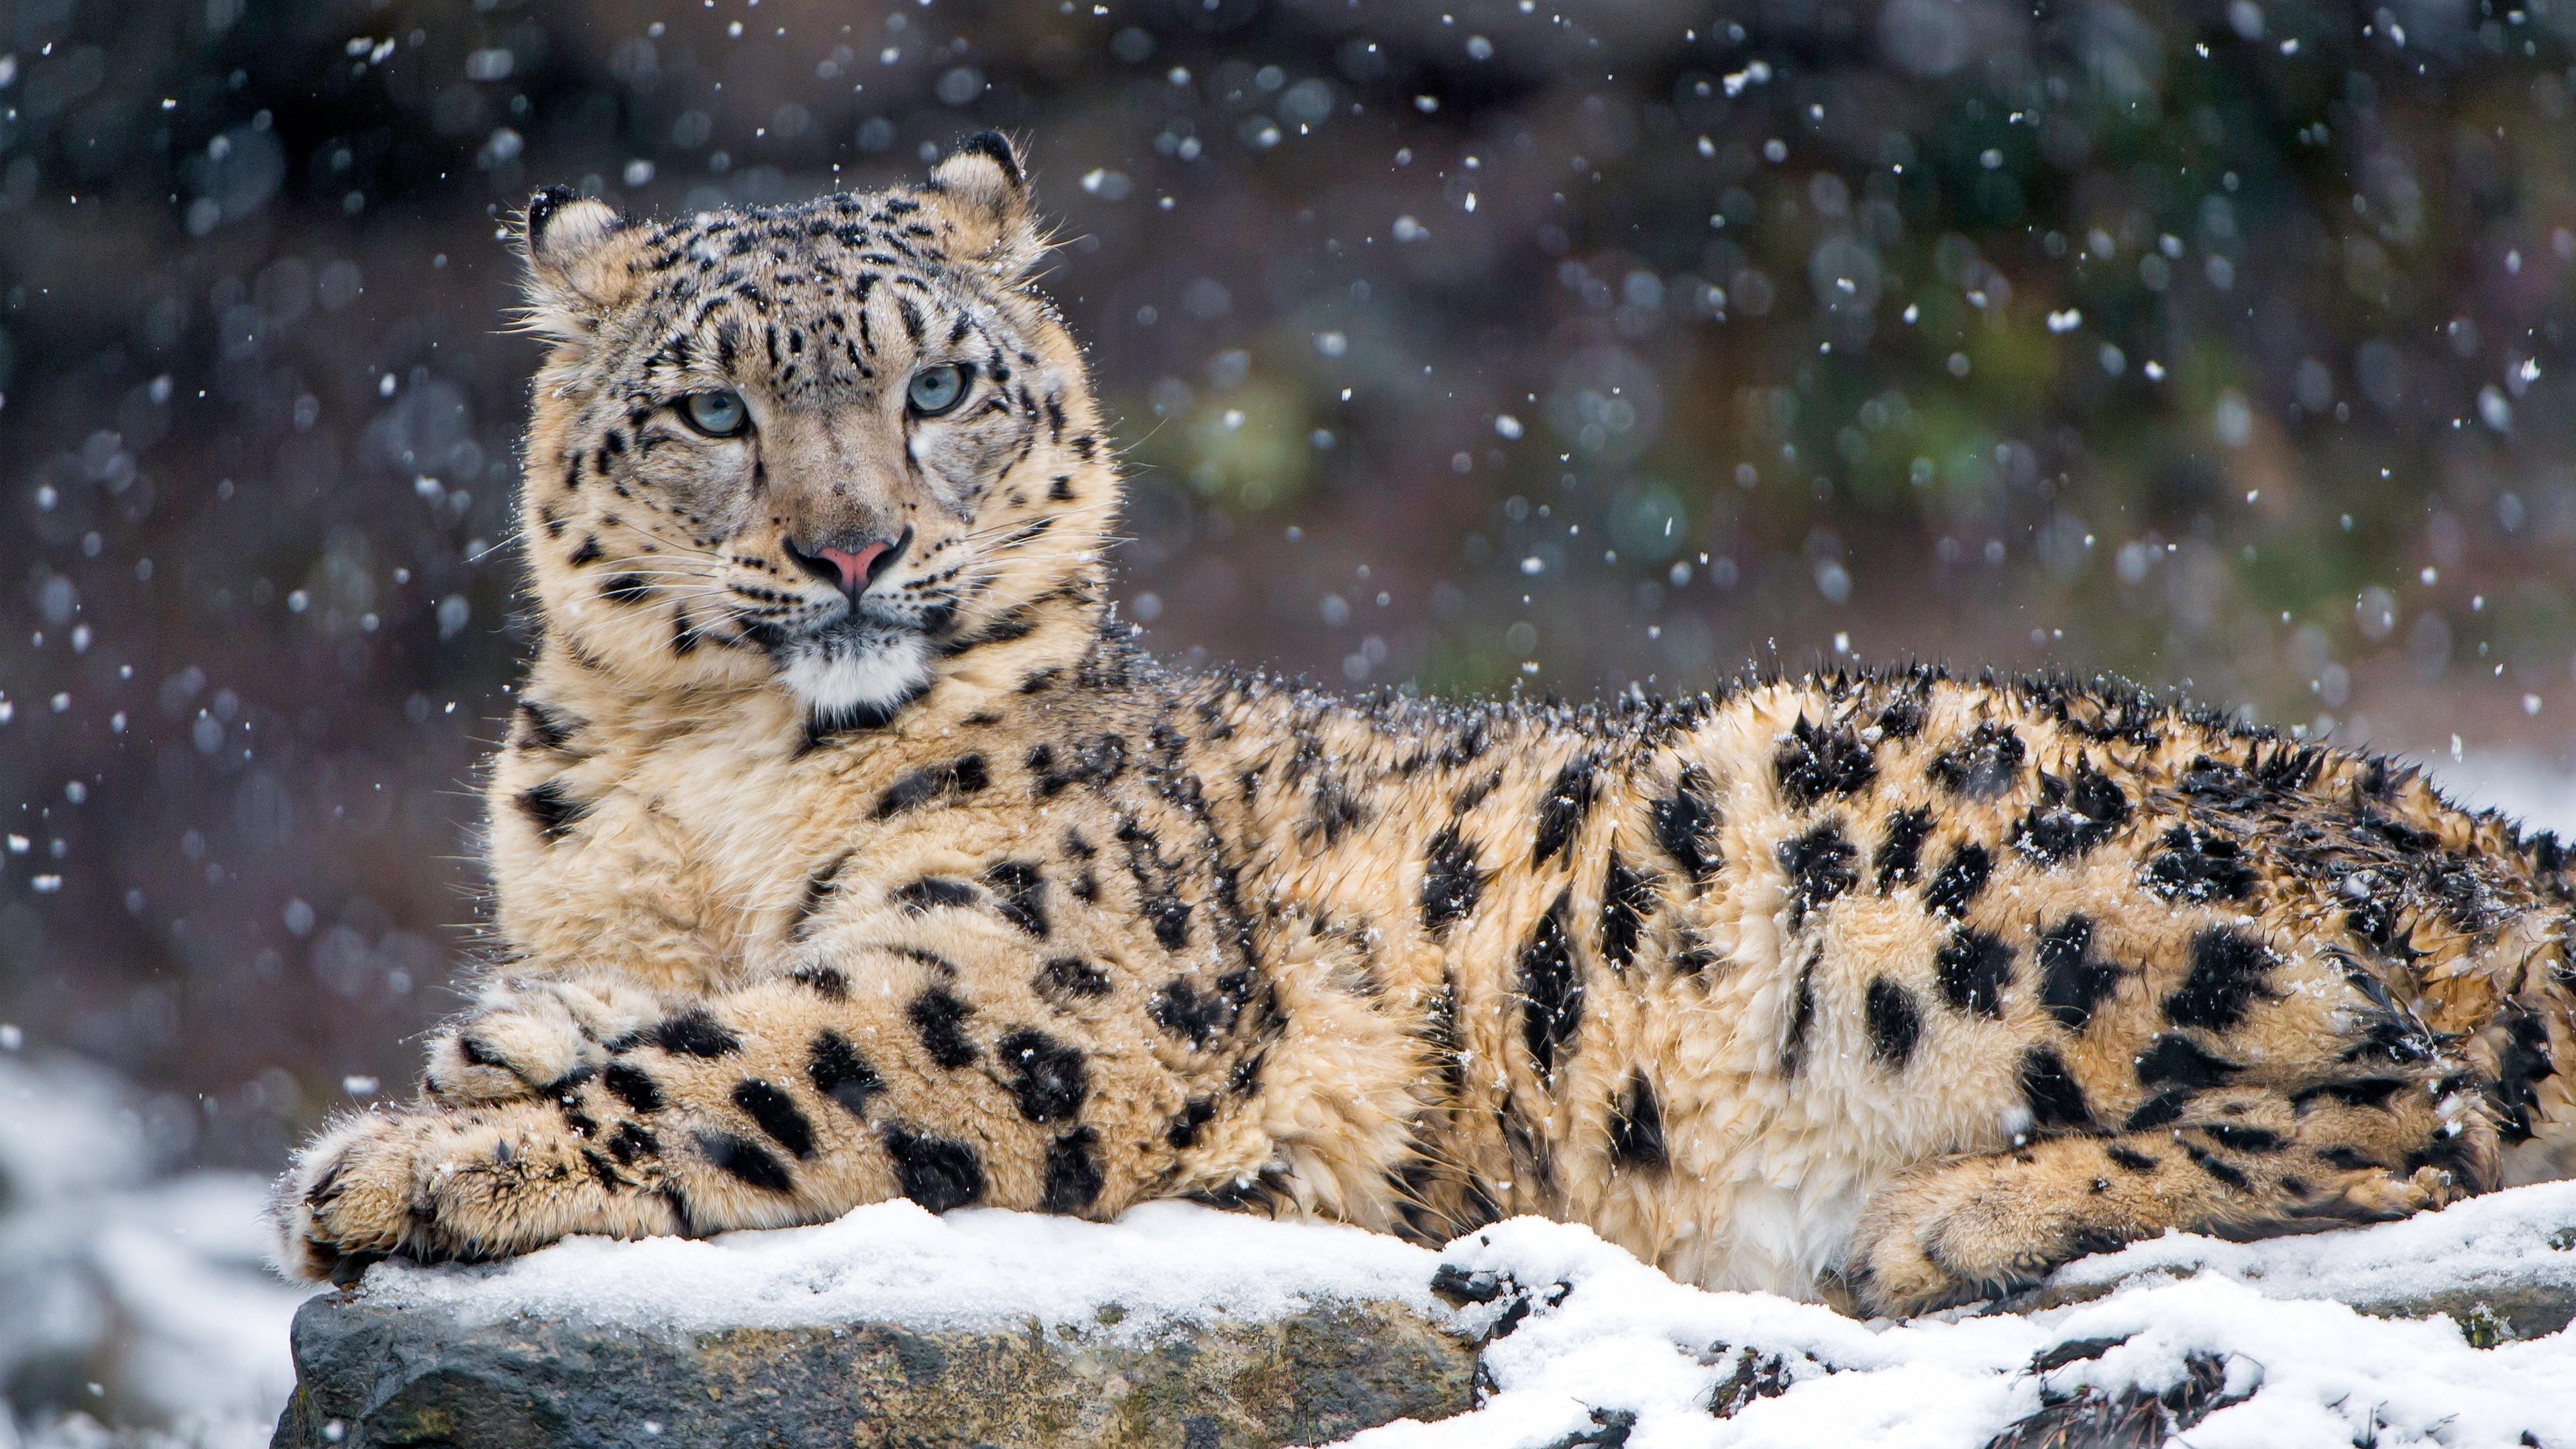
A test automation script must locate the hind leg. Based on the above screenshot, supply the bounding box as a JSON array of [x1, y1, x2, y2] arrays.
[[1845, 1078, 2492, 1316]]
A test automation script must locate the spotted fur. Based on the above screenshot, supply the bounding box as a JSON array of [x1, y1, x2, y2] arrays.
[[273, 140, 2576, 1319]]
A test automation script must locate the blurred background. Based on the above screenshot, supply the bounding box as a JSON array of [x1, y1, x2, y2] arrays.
[[1, 0, 2574, 1439]]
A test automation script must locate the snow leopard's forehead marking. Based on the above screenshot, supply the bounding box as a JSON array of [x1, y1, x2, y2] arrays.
[[513, 136, 1118, 734], [599, 191, 1049, 411]]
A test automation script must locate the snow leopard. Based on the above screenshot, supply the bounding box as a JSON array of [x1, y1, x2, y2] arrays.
[[271, 134, 2576, 1317]]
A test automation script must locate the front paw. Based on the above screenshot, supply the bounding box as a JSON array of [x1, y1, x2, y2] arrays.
[[270, 1110, 432, 1284], [272, 1097, 679, 1283], [424, 975, 662, 1105]]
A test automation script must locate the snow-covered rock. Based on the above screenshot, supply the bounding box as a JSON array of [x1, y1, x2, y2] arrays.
[[2035, 1174, 2576, 1339], [272, 1183, 2576, 1448], [274, 1201, 1475, 1448], [1373, 1184, 2576, 1448]]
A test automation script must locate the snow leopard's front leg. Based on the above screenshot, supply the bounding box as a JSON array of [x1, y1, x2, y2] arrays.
[[273, 929, 1275, 1282]]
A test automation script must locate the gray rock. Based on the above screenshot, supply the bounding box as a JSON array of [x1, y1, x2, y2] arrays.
[[270, 1285, 1476, 1449]]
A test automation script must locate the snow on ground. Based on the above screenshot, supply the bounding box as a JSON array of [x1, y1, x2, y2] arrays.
[[2050, 1173, 2576, 1309], [1349, 1189, 2576, 1449], [0, 1057, 311, 1449]]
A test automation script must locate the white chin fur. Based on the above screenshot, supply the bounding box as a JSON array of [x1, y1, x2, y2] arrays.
[[780, 633, 932, 716]]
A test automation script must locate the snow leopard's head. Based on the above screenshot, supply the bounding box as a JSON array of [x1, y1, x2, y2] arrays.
[[515, 134, 1115, 731]]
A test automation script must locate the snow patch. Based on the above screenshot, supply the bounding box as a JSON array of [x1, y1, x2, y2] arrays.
[[1348, 1191, 2576, 1448], [2050, 1175, 2576, 1308], [360, 1197, 1445, 1341]]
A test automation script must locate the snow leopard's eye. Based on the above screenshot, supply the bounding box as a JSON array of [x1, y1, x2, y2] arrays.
[[906, 364, 971, 418], [680, 390, 750, 438]]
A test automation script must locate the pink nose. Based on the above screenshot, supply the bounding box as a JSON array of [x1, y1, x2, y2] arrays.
[[816, 541, 891, 593]]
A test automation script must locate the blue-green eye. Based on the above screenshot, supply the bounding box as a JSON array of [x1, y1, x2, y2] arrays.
[[681, 390, 749, 437], [906, 364, 970, 417]]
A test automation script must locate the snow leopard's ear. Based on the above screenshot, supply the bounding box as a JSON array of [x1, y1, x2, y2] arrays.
[[519, 186, 641, 341], [926, 133, 1042, 280]]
